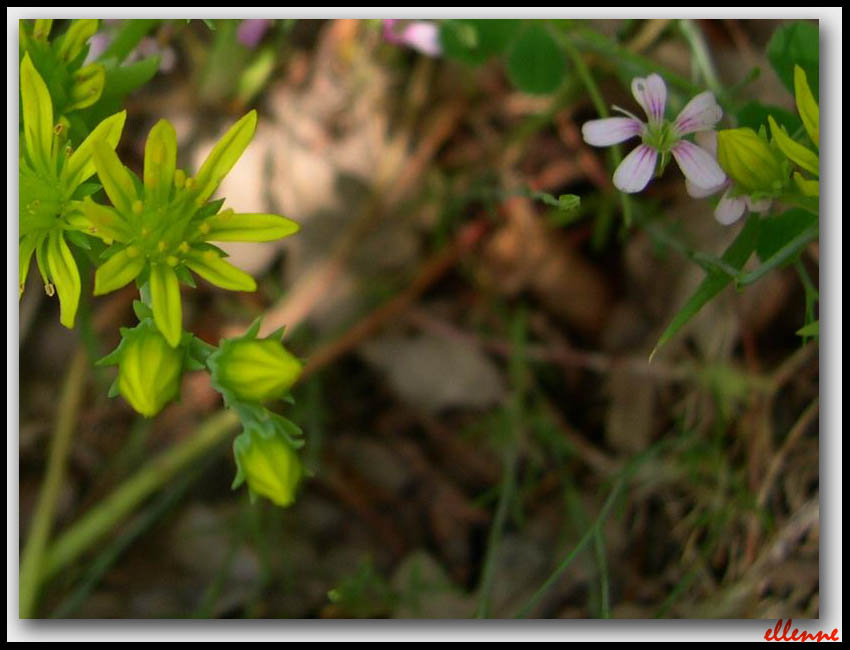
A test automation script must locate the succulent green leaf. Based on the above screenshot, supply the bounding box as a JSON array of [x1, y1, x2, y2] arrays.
[[794, 65, 818, 148], [46, 230, 81, 328], [769, 116, 819, 177], [68, 63, 106, 110], [143, 119, 178, 205], [201, 211, 300, 242], [184, 249, 257, 292], [94, 245, 146, 295], [57, 19, 99, 63], [92, 139, 138, 216], [62, 110, 127, 191], [193, 110, 257, 204], [20, 53, 54, 171]]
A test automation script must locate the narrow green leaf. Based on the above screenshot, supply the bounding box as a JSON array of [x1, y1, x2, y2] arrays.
[[184, 249, 257, 292], [149, 263, 183, 347], [769, 116, 819, 177], [796, 320, 819, 338], [143, 119, 177, 205], [46, 231, 82, 328], [201, 212, 300, 242], [737, 222, 818, 287], [794, 65, 818, 148], [793, 172, 819, 197], [62, 110, 127, 191], [92, 139, 138, 215], [94, 246, 146, 296], [652, 216, 760, 359], [20, 53, 54, 171], [193, 111, 257, 204]]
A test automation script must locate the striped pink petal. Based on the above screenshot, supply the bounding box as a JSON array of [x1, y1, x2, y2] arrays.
[[631, 74, 667, 125], [671, 140, 726, 190], [714, 188, 746, 225], [686, 178, 726, 199], [581, 117, 643, 146], [673, 91, 722, 136], [613, 144, 658, 193]]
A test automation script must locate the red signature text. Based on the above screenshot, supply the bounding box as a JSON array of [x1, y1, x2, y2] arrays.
[[764, 619, 840, 642]]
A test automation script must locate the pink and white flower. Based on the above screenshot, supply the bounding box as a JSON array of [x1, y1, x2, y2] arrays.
[[582, 74, 726, 194], [685, 132, 772, 225], [383, 19, 441, 57]]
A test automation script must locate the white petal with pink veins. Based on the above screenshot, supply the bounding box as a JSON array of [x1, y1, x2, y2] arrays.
[[581, 117, 643, 146], [673, 91, 723, 135], [631, 74, 667, 124], [671, 140, 726, 190], [613, 144, 658, 193]]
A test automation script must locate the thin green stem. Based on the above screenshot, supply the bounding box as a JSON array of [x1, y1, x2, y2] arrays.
[[593, 527, 611, 618], [514, 476, 625, 618], [553, 24, 633, 226], [678, 19, 722, 97], [40, 410, 238, 583], [475, 309, 526, 618], [19, 348, 88, 618]]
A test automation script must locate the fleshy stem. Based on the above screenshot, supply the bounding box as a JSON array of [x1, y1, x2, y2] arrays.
[[551, 23, 633, 226], [19, 349, 88, 618], [40, 410, 239, 583]]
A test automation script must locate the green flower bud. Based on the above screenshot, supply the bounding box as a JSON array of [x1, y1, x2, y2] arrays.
[[99, 321, 183, 417], [716, 128, 787, 194], [210, 337, 302, 404], [233, 429, 302, 507]]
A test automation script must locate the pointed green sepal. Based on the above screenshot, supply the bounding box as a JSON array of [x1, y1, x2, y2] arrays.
[[20, 53, 54, 171], [46, 230, 81, 328], [92, 139, 139, 216], [200, 211, 300, 242], [769, 115, 819, 177], [57, 19, 99, 63], [794, 65, 818, 149], [149, 263, 183, 347], [184, 249, 257, 292], [143, 119, 178, 206], [193, 110, 257, 204], [62, 110, 127, 191], [94, 245, 146, 295]]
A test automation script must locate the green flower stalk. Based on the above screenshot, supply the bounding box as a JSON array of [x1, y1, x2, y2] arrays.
[[232, 427, 302, 507], [97, 318, 184, 417], [83, 111, 299, 347], [19, 52, 126, 327]]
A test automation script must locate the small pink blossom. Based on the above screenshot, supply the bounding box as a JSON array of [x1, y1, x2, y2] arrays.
[[582, 74, 726, 194], [383, 19, 441, 57]]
